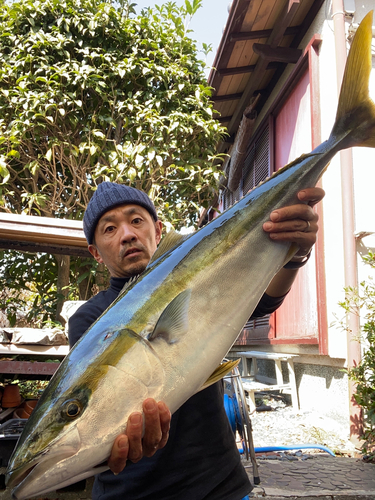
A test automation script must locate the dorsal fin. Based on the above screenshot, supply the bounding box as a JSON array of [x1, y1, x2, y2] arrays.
[[149, 230, 190, 265], [148, 289, 192, 344], [119, 274, 140, 294]]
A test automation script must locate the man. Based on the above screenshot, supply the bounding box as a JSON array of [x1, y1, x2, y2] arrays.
[[69, 181, 324, 500]]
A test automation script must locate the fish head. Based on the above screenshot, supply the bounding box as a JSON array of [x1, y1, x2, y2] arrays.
[[5, 326, 165, 500], [5, 381, 97, 499], [5, 332, 122, 500]]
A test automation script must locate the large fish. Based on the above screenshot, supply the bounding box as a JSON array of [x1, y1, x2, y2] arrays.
[[6, 10, 375, 500]]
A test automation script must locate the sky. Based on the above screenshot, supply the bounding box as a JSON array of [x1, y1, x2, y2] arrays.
[[133, 0, 231, 72]]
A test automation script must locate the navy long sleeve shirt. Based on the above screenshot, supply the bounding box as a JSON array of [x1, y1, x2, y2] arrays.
[[68, 278, 285, 500]]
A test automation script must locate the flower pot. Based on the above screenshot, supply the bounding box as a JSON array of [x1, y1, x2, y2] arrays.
[[2, 385, 22, 408], [24, 400, 38, 415], [13, 408, 29, 419]]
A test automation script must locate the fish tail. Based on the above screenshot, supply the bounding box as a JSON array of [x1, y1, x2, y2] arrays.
[[332, 10, 375, 149]]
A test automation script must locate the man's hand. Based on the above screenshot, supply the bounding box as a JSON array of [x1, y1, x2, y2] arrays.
[[108, 399, 171, 475], [262, 187, 325, 297], [262, 187, 325, 258]]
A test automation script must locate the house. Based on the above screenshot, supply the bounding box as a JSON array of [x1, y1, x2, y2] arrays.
[[207, 0, 375, 441]]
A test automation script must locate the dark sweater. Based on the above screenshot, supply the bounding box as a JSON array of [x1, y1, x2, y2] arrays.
[[69, 278, 285, 500]]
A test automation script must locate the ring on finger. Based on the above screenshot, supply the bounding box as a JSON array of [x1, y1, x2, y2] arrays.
[[302, 220, 310, 233]]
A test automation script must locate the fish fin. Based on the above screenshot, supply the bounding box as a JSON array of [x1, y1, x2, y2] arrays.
[[148, 289, 192, 344], [149, 230, 190, 265], [283, 152, 320, 170], [119, 274, 140, 294], [332, 11, 375, 148], [199, 359, 241, 391], [283, 243, 299, 266], [118, 230, 190, 292]]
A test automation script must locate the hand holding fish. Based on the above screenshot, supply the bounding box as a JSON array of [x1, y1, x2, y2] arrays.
[[108, 399, 171, 474], [262, 187, 325, 298], [263, 187, 325, 258]]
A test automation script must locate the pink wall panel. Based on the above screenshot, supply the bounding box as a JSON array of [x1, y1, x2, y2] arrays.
[[273, 69, 319, 342]]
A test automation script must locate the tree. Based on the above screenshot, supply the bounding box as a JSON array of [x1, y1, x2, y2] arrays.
[[0, 0, 226, 326], [0, 0, 225, 226]]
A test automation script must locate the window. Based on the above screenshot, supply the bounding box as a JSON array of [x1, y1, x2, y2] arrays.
[[222, 125, 270, 210]]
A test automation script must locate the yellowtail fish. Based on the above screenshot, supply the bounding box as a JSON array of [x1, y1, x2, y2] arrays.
[[6, 10, 375, 500]]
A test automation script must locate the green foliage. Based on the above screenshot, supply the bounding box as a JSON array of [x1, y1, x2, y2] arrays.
[[0, 250, 57, 326], [0, 250, 96, 326], [0, 0, 226, 228], [339, 251, 375, 459], [0, 378, 50, 398], [0, 0, 226, 324], [17, 379, 50, 399]]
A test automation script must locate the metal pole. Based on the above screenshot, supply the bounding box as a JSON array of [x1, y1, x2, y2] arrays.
[[331, 0, 362, 443]]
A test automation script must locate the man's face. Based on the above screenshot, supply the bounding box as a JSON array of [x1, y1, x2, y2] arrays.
[[88, 204, 162, 278]]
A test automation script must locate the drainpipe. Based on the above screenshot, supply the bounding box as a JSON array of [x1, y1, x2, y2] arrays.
[[331, 0, 362, 443]]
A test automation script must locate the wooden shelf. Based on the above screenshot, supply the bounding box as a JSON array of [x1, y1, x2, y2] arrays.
[[0, 360, 60, 376], [0, 343, 68, 377], [0, 343, 69, 356]]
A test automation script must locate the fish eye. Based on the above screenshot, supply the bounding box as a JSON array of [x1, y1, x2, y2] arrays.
[[62, 400, 82, 419]]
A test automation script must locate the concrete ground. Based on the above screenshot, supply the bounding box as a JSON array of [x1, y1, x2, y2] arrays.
[[2, 453, 375, 499], [245, 453, 375, 499]]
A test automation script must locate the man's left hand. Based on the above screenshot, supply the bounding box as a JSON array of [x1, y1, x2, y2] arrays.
[[262, 187, 325, 258]]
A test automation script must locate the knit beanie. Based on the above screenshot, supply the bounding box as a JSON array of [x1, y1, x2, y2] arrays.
[[83, 182, 158, 244]]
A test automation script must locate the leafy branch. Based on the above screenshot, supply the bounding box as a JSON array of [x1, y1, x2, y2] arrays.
[[338, 251, 375, 460]]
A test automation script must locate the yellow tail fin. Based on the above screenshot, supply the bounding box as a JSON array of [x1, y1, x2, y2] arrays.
[[333, 10, 375, 148]]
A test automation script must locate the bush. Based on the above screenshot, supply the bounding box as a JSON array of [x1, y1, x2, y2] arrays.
[[339, 251, 375, 459]]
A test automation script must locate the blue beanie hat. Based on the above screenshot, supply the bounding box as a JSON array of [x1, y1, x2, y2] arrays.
[[83, 182, 158, 244]]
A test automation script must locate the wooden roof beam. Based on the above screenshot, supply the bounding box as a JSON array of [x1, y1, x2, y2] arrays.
[[0, 212, 90, 257], [0, 239, 91, 257], [217, 116, 233, 123], [229, 25, 301, 42], [212, 92, 243, 102], [253, 43, 302, 63], [217, 61, 280, 77]]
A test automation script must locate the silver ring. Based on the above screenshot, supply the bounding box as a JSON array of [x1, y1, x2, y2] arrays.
[[303, 220, 310, 233]]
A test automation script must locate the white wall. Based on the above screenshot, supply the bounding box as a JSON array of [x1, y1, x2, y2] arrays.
[[318, 14, 347, 360], [319, 4, 375, 360]]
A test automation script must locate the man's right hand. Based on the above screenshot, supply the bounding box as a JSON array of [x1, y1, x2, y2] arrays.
[[108, 399, 171, 475]]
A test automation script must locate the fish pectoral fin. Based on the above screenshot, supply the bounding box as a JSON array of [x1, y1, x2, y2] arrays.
[[199, 359, 241, 391], [149, 230, 190, 265], [148, 289, 192, 344]]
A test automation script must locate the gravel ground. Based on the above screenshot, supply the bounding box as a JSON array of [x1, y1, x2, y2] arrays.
[[247, 393, 358, 457]]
